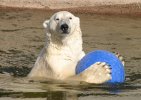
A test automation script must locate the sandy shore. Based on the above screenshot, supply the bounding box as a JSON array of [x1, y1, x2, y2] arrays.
[[0, 0, 141, 16]]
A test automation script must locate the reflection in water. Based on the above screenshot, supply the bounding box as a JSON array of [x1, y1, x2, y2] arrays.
[[0, 90, 78, 100], [47, 91, 77, 100], [0, 8, 141, 99], [0, 75, 141, 99]]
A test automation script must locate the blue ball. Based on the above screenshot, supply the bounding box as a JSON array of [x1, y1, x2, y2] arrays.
[[76, 50, 125, 84]]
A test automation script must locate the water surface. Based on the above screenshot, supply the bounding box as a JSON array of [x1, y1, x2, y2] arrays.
[[0, 9, 141, 100]]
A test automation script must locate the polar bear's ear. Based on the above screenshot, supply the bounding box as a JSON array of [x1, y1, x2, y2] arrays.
[[43, 20, 49, 28]]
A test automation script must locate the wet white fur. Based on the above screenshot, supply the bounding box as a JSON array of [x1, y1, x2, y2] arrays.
[[28, 11, 111, 84], [28, 11, 85, 79]]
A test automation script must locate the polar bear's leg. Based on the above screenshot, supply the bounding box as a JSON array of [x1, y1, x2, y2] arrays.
[[28, 48, 52, 78], [78, 62, 112, 84]]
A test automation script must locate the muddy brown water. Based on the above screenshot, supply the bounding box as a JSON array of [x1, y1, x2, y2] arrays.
[[0, 9, 141, 100]]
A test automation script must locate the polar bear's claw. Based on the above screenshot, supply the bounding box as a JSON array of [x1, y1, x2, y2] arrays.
[[113, 52, 125, 66], [81, 62, 112, 84]]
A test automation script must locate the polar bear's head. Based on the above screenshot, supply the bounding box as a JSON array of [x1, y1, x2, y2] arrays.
[[43, 11, 80, 37]]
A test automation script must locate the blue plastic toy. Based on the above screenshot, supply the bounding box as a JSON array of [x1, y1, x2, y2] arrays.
[[76, 50, 125, 84]]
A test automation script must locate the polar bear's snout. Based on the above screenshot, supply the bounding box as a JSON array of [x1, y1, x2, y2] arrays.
[[60, 23, 69, 34], [59, 18, 71, 34]]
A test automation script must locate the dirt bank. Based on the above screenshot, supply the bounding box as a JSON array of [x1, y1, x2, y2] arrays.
[[0, 0, 141, 16], [0, 0, 141, 9]]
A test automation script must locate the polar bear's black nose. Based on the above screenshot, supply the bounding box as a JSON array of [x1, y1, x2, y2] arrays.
[[60, 24, 69, 33]]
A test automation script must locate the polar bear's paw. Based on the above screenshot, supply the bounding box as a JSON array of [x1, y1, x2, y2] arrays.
[[114, 52, 125, 66], [81, 62, 112, 84]]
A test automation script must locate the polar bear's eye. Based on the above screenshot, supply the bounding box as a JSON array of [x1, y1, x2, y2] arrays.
[[69, 17, 72, 20], [56, 18, 59, 21]]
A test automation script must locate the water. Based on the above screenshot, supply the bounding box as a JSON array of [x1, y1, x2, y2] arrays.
[[0, 8, 141, 100]]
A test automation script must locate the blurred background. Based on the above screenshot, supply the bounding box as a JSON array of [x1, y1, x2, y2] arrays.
[[0, 0, 141, 16]]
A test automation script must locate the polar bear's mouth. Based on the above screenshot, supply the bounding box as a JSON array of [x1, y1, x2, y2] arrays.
[[60, 24, 69, 34]]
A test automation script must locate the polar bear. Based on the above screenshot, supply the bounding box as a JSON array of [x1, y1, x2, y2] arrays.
[[28, 11, 111, 84]]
